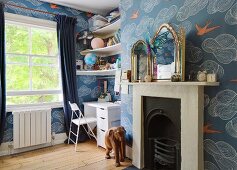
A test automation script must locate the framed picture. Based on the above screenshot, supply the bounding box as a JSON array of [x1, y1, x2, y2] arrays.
[[76, 60, 83, 70]]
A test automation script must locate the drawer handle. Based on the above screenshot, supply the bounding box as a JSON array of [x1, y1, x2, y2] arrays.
[[100, 129, 105, 132], [99, 108, 105, 110], [100, 117, 105, 120]]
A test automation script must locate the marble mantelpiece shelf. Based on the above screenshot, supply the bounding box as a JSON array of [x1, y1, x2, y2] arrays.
[[120, 81, 219, 86]]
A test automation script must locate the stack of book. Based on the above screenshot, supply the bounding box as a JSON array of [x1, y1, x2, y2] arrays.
[[107, 29, 121, 46]]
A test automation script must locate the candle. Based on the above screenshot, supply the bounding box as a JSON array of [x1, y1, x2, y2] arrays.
[[207, 74, 217, 82], [104, 81, 107, 93]]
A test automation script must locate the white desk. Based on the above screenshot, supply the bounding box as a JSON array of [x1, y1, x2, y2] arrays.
[[83, 102, 121, 148]]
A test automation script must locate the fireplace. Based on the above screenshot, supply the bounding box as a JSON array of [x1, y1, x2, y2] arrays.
[[144, 97, 181, 170], [130, 82, 219, 170]]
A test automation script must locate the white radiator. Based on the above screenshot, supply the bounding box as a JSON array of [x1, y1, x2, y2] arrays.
[[13, 109, 51, 149]]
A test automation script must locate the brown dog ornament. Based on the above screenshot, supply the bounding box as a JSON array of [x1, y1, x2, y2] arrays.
[[105, 126, 126, 167]]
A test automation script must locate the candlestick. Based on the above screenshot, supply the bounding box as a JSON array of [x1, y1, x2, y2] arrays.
[[104, 81, 107, 93]]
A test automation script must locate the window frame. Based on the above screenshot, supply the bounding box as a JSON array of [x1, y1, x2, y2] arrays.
[[5, 13, 63, 107]]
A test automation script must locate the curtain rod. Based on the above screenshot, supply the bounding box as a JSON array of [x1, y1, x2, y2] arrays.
[[5, 3, 56, 16]]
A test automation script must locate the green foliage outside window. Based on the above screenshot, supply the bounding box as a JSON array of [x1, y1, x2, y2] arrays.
[[6, 23, 61, 105]]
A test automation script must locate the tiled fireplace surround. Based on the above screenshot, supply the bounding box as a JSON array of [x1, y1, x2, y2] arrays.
[[131, 82, 219, 170]]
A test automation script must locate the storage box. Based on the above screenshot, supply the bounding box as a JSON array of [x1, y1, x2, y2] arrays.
[[89, 15, 108, 31], [122, 70, 131, 82]]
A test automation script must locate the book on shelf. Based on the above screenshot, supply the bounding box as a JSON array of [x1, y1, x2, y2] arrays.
[[108, 15, 120, 23]]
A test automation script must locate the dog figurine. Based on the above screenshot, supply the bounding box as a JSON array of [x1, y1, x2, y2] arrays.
[[105, 126, 126, 167]]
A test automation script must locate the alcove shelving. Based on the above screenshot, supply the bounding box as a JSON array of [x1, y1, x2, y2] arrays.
[[80, 43, 122, 57], [76, 69, 117, 76], [78, 18, 121, 75]]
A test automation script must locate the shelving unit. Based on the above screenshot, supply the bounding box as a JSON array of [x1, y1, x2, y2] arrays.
[[93, 19, 120, 38], [78, 18, 121, 75], [76, 69, 117, 76], [80, 43, 122, 57]]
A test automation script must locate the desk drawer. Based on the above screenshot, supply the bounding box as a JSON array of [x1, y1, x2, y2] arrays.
[[97, 116, 108, 130], [97, 128, 106, 148], [97, 108, 108, 119]]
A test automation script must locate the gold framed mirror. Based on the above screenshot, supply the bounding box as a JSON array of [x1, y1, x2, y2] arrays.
[[131, 40, 150, 82], [150, 23, 185, 81]]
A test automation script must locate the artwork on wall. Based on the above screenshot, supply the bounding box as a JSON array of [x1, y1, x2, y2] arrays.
[[120, 0, 237, 168]]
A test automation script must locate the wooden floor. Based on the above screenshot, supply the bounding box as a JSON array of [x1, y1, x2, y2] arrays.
[[0, 140, 132, 170]]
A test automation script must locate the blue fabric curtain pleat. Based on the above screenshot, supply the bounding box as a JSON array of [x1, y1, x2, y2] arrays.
[[55, 15, 86, 142], [0, 2, 6, 145]]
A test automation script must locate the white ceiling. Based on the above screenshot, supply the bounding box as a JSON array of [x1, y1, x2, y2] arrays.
[[40, 0, 120, 15]]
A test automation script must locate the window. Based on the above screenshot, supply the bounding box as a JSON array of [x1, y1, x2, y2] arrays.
[[5, 14, 62, 105]]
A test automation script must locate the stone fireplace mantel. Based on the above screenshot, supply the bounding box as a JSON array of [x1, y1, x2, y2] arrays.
[[130, 82, 219, 170]]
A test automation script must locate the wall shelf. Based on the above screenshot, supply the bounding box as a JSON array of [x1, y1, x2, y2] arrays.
[[93, 19, 120, 38], [80, 43, 122, 57], [76, 69, 117, 76], [78, 18, 121, 76]]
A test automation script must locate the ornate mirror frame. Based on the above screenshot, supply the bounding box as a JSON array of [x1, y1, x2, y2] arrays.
[[131, 40, 150, 82], [150, 23, 185, 81]]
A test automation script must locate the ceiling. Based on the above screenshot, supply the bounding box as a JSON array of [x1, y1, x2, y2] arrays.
[[40, 0, 120, 15]]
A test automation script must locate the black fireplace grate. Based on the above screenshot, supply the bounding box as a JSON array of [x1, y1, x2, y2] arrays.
[[149, 137, 180, 170]]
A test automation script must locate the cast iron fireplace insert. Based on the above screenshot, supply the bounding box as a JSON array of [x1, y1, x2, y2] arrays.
[[143, 97, 181, 170]]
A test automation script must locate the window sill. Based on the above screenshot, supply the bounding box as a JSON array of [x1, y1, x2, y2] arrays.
[[6, 102, 63, 112]]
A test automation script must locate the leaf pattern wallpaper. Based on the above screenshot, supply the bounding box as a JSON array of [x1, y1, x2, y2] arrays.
[[120, 0, 237, 169]]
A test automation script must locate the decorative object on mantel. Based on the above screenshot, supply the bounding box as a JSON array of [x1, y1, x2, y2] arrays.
[[171, 72, 181, 82], [188, 70, 195, 81], [131, 40, 150, 82], [197, 70, 207, 82], [130, 23, 185, 83], [207, 73, 217, 82], [144, 74, 152, 82], [122, 70, 131, 82], [150, 23, 185, 82]]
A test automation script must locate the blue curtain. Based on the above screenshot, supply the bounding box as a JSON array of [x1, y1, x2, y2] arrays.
[[56, 15, 86, 142], [0, 2, 6, 145]]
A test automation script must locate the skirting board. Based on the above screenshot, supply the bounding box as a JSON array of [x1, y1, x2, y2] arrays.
[[126, 145, 133, 159], [0, 133, 67, 156]]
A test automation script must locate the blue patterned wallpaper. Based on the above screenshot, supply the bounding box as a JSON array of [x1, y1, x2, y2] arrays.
[[3, 0, 121, 144], [77, 75, 120, 110], [2, 0, 89, 143], [5, 0, 88, 32], [3, 108, 65, 143], [120, 0, 237, 168]]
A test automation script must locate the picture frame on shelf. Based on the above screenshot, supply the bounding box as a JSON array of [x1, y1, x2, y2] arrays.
[[76, 60, 83, 70]]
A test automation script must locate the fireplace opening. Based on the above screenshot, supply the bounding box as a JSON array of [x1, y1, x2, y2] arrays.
[[143, 97, 181, 170]]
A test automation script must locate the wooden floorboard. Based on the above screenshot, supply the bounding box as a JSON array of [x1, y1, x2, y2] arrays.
[[0, 140, 132, 170]]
